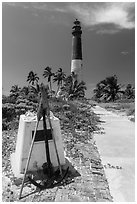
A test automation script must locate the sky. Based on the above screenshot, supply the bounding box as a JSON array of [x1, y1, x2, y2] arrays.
[[2, 2, 135, 97]]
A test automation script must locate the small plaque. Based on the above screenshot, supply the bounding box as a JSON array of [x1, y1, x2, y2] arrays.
[[32, 129, 52, 142]]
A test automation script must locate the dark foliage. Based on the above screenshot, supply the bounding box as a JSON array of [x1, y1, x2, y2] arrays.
[[61, 75, 87, 100], [93, 75, 124, 102], [123, 84, 135, 99], [43, 66, 54, 92], [27, 71, 39, 85], [49, 98, 100, 137]]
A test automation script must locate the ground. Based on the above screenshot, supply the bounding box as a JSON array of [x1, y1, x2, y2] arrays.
[[93, 105, 135, 202], [2, 101, 113, 202], [3, 101, 134, 202], [2, 129, 113, 202]]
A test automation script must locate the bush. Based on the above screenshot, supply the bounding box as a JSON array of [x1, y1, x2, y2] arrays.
[[127, 108, 135, 116], [2, 103, 17, 130], [49, 98, 100, 138], [2, 119, 9, 130], [116, 103, 130, 110], [2, 103, 16, 121], [130, 117, 135, 122], [2, 100, 37, 130]]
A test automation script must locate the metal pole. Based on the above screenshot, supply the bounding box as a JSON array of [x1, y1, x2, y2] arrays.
[[47, 115, 63, 177], [41, 84, 63, 177], [19, 120, 39, 199]]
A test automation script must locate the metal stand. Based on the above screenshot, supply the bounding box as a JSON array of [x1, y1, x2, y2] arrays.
[[19, 84, 68, 199]]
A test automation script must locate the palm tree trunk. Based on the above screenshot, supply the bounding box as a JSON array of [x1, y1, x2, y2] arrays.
[[55, 84, 60, 97], [50, 80, 52, 93]]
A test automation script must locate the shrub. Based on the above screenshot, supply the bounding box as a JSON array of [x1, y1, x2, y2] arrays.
[[2, 104, 18, 130], [127, 108, 135, 116], [130, 117, 135, 122], [2, 119, 9, 130], [2, 103, 16, 121]]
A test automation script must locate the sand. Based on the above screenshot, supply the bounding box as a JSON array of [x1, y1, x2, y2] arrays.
[[93, 105, 135, 202]]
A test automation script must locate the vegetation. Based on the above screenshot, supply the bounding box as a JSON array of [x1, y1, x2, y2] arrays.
[[2, 93, 104, 202], [43, 66, 54, 92], [93, 75, 135, 103], [92, 75, 135, 122], [27, 71, 39, 85], [9, 85, 21, 102], [62, 76, 87, 100], [124, 84, 135, 100], [99, 102, 135, 122], [93, 75, 123, 102], [2, 69, 134, 201], [53, 68, 66, 96], [2, 67, 87, 130], [49, 98, 99, 137], [2, 71, 135, 130]]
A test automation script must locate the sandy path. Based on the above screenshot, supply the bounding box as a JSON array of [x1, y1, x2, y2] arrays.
[[92, 105, 135, 202]]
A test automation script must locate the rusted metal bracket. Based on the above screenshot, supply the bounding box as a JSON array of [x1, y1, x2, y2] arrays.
[[28, 167, 69, 190]]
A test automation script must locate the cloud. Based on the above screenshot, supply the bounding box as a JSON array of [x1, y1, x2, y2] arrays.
[[96, 29, 119, 35], [121, 51, 129, 55], [68, 2, 135, 33], [121, 47, 135, 56], [89, 23, 120, 35], [4, 2, 135, 34], [24, 2, 67, 13], [3, 2, 67, 13], [30, 3, 65, 12], [3, 2, 17, 7]]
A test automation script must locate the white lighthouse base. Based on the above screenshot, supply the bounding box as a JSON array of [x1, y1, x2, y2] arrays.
[[71, 59, 82, 74], [10, 113, 65, 178]]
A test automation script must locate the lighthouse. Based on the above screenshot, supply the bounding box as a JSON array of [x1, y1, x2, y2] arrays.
[[71, 19, 82, 80]]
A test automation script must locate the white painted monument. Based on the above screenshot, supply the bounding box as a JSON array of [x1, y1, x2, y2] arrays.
[[11, 112, 65, 177]]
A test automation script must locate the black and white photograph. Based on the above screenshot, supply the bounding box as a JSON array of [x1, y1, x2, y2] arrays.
[[2, 1, 135, 202]]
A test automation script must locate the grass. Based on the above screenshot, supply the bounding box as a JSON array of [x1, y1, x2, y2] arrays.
[[50, 98, 100, 137], [99, 101, 135, 122]]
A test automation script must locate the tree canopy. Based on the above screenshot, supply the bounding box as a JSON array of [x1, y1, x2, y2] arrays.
[[93, 75, 123, 102]]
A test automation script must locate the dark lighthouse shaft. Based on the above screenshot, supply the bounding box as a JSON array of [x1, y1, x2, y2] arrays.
[[71, 19, 83, 80]]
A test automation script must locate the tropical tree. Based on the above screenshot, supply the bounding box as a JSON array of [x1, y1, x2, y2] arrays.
[[93, 75, 123, 102], [10, 85, 21, 100], [69, 80, 87, 100], [53, 68, 66, 96], [27, 71, 40, 100], [124, 84, 135, 99], [20, 86, 29, 97], [62, 75, 87, 100], [27, 71, 39, 86], [61, 75, 73, 95], [2, 95, 7, 104], [43, 66, 54, 92], [29, 84, 40, 96]]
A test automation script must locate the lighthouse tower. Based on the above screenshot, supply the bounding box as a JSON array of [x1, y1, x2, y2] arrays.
[[71, 19, 82, 80]]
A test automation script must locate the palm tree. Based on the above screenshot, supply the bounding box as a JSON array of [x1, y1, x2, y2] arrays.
[[27, 71, 40, 101], [124, 84, 135, 99], [43, 66, 54, 92], [69, 80, 87, 100], [10, 85, 21, 99], [53, 68, 66, 96], [29, 84, 40, 95], [62, 75, 87, 100], [20, 86, 29, 96], [93, 75, 122, 102], [27, 71, 39, 86]]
